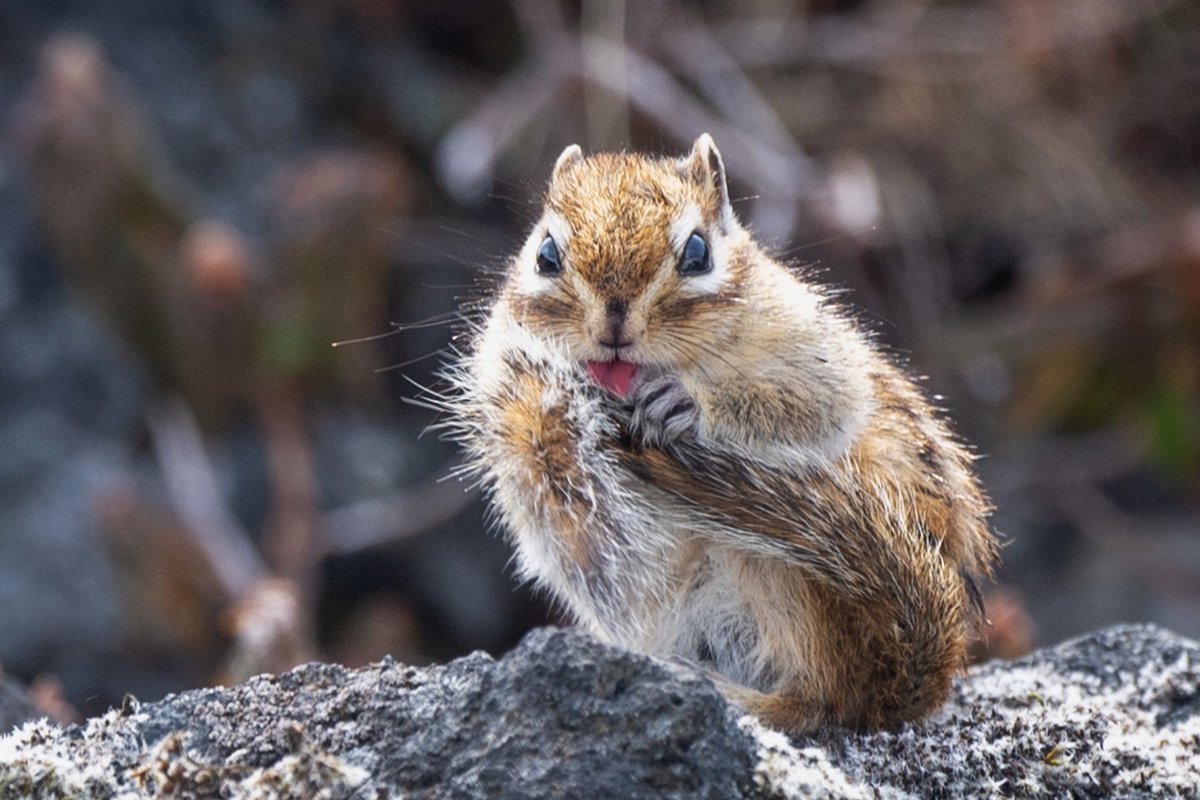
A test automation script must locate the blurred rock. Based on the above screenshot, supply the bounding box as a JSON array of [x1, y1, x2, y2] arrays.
[[2, 625, 1198, 797], [0, 299, 147, 712], [0, 675, 39, 734]]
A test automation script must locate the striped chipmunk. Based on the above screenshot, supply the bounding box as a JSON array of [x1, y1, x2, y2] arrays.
[[441, 134, 998, 734]]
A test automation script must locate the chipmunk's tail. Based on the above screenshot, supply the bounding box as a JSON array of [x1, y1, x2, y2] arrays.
[[624, 443, 983, 729]]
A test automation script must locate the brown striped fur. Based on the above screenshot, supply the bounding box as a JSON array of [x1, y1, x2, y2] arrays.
[[445, 135, 997, 734]]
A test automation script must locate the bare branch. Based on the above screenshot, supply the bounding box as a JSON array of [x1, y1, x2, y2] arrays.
[[146, 396, 267, 598], [322, 469, 479, 556]]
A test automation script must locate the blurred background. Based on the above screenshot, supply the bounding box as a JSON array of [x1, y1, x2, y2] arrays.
[[1, 0, 1198, 723]]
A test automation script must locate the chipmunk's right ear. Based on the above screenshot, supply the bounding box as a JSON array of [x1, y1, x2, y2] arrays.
[[683, 133, 732, 230], [551, 144, 583, 183]]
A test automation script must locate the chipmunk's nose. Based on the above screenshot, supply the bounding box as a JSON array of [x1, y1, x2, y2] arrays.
[[597, 297, 635, 349]]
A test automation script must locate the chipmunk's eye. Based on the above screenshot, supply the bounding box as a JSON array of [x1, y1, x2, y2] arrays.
[[677, 233, 711, 276], [536, 236, 561, 276]]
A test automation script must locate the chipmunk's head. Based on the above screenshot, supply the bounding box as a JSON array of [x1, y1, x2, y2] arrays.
[[506, 134, 750, 398]]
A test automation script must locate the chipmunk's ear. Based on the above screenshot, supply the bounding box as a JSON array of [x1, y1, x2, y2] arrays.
[[683, 133, 732, 230], [551, 144, 583, 183]]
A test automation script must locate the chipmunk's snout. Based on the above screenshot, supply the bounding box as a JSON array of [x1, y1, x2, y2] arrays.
[[595, 297, 636, 350]]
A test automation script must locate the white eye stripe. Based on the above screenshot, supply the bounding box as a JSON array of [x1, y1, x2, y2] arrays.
[[512, 210, 574, 294], [543, 210, 572, 255], [668, 203, 730, 294], [681, 235, 730, 294], [514, 205, 730, 299], [668, 204, 703, 253]]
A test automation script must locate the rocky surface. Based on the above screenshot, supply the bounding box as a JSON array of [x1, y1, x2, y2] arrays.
[[1, 624, 1197, 799]]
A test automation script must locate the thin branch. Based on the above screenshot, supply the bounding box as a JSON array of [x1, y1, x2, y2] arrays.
[[434, 40, 577, 202], [322, 468, 479, 556], [257, 385, 320, 589], [655, 14, 818, 241], [691, 2, 1176, 69], [583, 35, 818, 237], [582, 0, 631, 148], [146, 396, 267, 599]]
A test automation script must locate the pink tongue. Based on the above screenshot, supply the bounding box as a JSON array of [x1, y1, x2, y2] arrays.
[[586, 359, 638, 397]]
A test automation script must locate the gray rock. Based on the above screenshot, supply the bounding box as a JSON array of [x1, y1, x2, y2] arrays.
[[791, 623, 1200, 798], [1, 624, 1197, 799]]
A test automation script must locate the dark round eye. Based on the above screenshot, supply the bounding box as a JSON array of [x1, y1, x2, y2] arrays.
[[677, 233, 711, 276], [536, 236, 561, 276]]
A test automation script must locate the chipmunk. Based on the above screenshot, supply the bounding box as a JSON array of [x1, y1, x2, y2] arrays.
[[442, 134, 997, 734]]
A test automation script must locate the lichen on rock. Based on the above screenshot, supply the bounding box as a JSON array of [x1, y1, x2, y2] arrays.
[[0, 624, 1197, 798], [812, 624, 1200, 798]]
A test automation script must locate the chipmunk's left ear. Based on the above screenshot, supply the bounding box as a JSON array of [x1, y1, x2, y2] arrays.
[[551, 144, 583, 183], [683, 133, 732, 230]]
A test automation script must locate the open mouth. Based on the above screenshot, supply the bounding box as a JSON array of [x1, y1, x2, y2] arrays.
[[585, 359, 638, 398]]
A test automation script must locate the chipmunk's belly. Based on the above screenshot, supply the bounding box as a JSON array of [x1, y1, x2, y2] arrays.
[[645, 548, 811, 693], [529, 534, 800, 694], [501, 466, 808, 693]]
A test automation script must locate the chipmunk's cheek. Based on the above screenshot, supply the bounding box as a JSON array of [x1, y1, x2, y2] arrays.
[[585, 359, 639, 397]]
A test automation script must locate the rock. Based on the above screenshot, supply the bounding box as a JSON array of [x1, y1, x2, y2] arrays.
[[765, 623, 1200, 798], [1, 624, 1198, 798]]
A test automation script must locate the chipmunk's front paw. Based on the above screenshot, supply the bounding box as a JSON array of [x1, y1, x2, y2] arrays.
[[630, 375, 699, 447]]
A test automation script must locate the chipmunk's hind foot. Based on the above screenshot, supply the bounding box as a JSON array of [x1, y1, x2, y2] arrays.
[[704, 674, 833, 736]]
